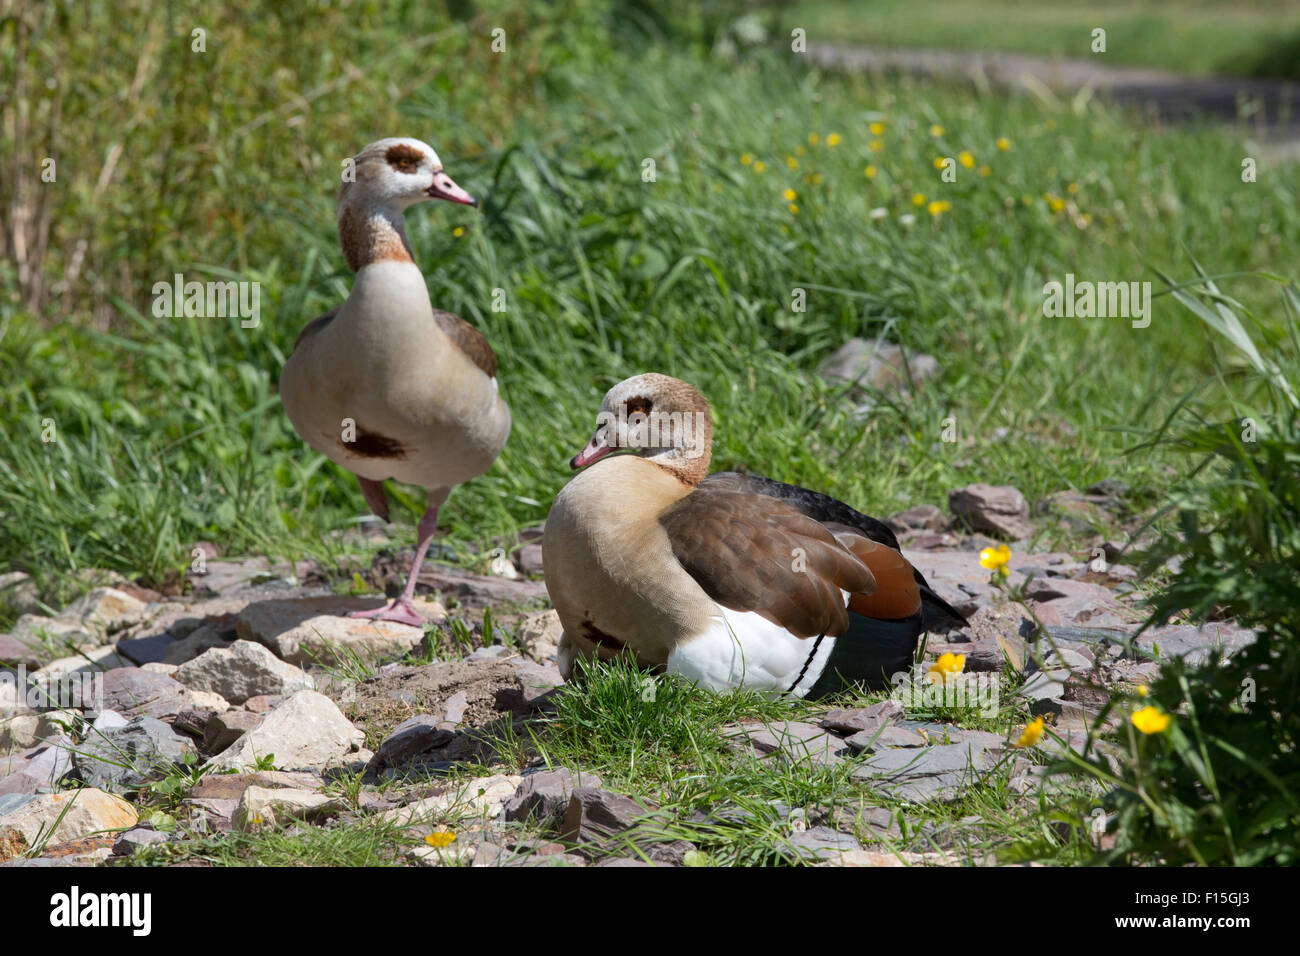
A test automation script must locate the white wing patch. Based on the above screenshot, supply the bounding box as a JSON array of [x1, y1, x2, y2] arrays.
[[667, 598, 843, 698]]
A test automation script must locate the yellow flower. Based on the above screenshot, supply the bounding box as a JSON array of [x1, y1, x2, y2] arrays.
[[958, 150, 975, 169], [930, 124, 944, 137], [979, 544, 1012, 572], [741, 153, 753, 166], [788, 203, 799, 214], [782, 188, 797, 201], [912, 192, 926, 206], [869, 121, 885, 136], [753, 161, 767, 173], [1046, 194, 1066, 213], [978, 164, 991, 177], [927, 200, 952, 216], [786, 155, 799, 169], [1067, 181, 1080, 195], [1136, 684, 1149, 697], [452, 226, 465, 238], [996, 137, 1011, 151], [1014, 716, 1044, 749], [933, 157, 948, 170], [927, 652, 966, 684], [864, 165, 877, 179], [826, 133, 842, 147], [1132, 706, 1171, 734], [807, 133, 820, 146], [425, 830, 457, 848], [795, 145, 807, 156], [868, 139, 884, 152]]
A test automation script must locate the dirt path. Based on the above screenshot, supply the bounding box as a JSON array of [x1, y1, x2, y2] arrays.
[[809, 42, 1300, 154]]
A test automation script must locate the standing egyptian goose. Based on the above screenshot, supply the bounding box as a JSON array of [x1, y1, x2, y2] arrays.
[[542, 374, 965, 698], [280, 137, 510, 626]]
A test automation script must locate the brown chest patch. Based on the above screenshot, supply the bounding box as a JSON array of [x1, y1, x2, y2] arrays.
[[580, 620, 625, 651], [433, 310, 498, 379], [342, 426, 409, 459], [338, 205, 414, 272]]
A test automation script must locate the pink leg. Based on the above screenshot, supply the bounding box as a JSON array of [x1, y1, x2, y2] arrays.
[[351, 487, 449, 627]]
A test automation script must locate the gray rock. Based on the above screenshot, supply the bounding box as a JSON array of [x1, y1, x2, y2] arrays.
[[205, 690, 363, 772], [852, 740, 999, 803], [820, 700, 904, 734], [948, 484, 1033, 539], [236, 597, 425, 667], [100, 668, 193, 720], [174, 639, 314, 704], [1136, 623, 1256, 666], [560, 788, 656, 853], [76, 716, 196, 794], [1025, 578, 1132, 630], [887, 504, 948, 533], [203, 710, 263, 754], [819, 339, 940, 394], [467, 645, 514, 662], [60, 587, 148, 635], [91, 709, 129, 732], [725, 721, 849, 767], [505, 769, 603, 829], [515, 610, 561, 662], [516, 543, 544, 576], [0, 736, 74, 795], [780, 826, 862, 862], [115, 633, 177, 666], [408, 566, 547, 607], [112, 827, 171, 855], [843, 724, 929, 751], [9, 614, 97, 652], [375, 714, 456, 768], [441, 690, 469, 724], [0, 792, 40, 817], [0, 633, 43, 668], [162, 622, 237, 666]]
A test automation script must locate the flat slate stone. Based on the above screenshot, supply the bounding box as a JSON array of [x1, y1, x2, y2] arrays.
[[853, 740, 999, 803]]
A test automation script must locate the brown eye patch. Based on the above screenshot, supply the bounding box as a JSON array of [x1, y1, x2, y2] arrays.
[[625, 396, 653, 416], [384, 143, 425, 172]]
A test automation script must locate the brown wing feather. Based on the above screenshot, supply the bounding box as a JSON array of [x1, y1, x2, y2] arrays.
[[659, 485, 876, 639], [433, 310, 497, 379], [824, 523, 922, 620]]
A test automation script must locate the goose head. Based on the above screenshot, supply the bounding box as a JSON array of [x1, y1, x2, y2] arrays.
[[338, 137, 477, 213], [569, 373, 714, 484]]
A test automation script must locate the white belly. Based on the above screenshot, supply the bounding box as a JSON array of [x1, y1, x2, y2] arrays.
[[666, 602, 840, 698]]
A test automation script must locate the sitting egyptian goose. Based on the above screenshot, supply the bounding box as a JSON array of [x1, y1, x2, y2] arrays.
[[543, 374, 966, 697], [280, 137, 510, 626]]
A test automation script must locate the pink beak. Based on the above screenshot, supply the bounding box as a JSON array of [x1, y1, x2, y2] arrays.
[[570, 430, 616, 470], [426, 169, 477, 207]]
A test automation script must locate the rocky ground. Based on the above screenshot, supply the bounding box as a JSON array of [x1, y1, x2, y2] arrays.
[[0, 480, 1256, 867]]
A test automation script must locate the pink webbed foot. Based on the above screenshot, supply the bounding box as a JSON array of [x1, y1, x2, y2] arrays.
[[349, 600, 426, 628]]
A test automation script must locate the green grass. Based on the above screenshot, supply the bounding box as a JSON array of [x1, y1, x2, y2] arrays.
[[791, 0, 1300, 79], [3, 1, 1296, 621]]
